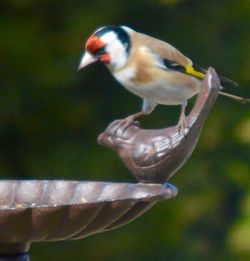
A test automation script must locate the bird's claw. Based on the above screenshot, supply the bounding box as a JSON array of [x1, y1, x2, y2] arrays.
[[109, 116, 139, 138]]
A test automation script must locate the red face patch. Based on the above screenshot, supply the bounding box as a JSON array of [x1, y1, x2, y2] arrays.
[[99, 53, 110, 64], [85, 36, 105, 54]]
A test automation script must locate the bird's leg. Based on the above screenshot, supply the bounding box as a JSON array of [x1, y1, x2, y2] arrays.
[[119, 100, 156, 131], [124, 111, 145, 125], [177, 99, 189, 134], [111, 100, 156, 137], [111, 111, 144, 137]]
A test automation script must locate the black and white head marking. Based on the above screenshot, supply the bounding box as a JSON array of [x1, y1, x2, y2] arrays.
[[94, 26, 131, 55], [93, 25, 132, 69]]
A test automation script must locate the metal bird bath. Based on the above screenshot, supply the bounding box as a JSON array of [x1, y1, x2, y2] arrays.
[[0, 181, 177, 261], [0, 68, 220, 260]]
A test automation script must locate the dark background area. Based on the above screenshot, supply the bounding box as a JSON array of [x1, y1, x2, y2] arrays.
[[1, 0, 250, 260]]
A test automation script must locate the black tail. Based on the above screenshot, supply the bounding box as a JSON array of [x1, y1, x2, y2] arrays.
[[192, 64, 249, 103], [193, 64, 239, 87], [219, 75, 238, 87]]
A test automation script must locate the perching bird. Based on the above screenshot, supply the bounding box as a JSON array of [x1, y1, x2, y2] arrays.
[[78, 25, 248, 129]]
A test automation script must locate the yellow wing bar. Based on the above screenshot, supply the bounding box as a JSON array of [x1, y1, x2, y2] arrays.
[[185, 65, 205, 79], [163, 58, 206, 79], [163, 58, 237, 86]]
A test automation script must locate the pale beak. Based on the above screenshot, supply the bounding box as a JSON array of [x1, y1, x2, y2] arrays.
[[78, 52, 97, 71]]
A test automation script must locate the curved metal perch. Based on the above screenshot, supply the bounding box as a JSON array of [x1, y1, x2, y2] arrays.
[[98, 67, 220, 183]]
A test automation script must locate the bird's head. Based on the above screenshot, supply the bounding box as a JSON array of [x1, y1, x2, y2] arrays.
[[78, 25, 133, 71]]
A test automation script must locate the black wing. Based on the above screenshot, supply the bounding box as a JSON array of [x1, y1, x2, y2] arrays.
[[163, 58, 238, 87]]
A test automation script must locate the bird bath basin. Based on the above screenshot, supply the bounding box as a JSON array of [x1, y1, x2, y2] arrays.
[[0, 180, 177, 260]]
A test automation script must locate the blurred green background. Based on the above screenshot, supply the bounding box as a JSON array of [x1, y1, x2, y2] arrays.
[[1, 0, 250, 260]]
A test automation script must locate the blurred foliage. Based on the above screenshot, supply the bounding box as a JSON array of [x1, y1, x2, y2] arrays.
[[0, 0, 250, 260]]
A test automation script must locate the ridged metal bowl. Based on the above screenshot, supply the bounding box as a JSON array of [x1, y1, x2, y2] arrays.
[[0, 180, 177, 255]]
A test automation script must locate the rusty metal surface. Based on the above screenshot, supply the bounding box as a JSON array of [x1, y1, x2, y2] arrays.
[[98, 68, 220, 183], [0, 180, 177, 253]]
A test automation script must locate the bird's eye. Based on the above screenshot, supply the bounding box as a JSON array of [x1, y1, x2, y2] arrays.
[[94, 46, 106, 56]]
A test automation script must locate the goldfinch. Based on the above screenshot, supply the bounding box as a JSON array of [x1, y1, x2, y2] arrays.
[[78, 25, 248, 128]]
